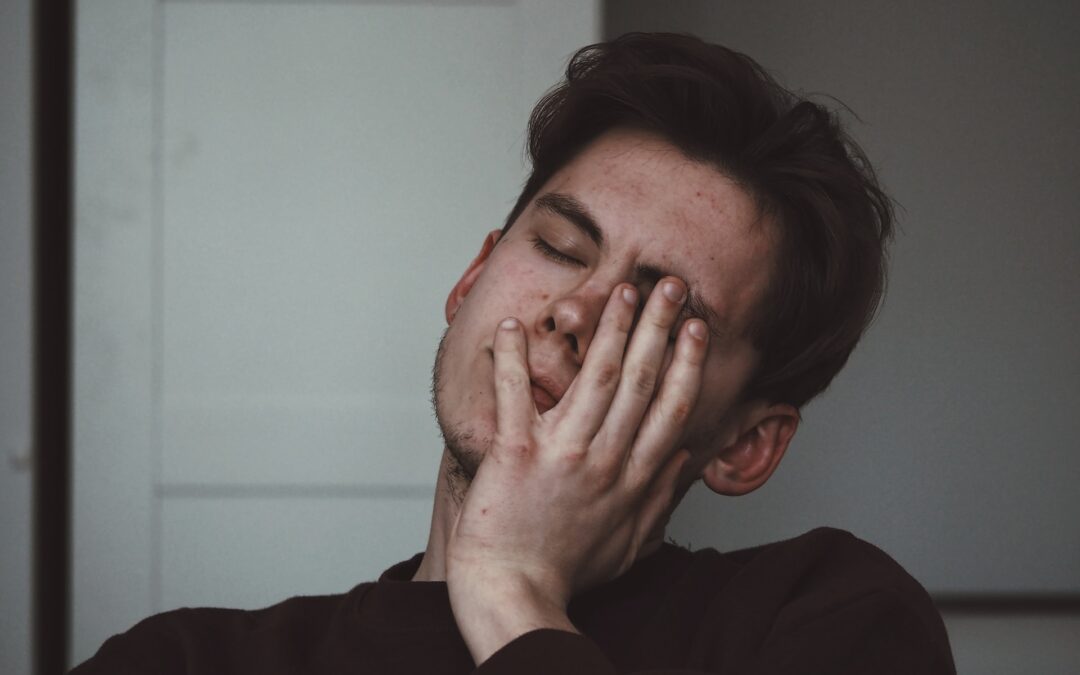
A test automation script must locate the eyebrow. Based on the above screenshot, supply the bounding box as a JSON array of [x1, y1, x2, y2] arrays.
[[534, 191, 729, 342], [534, 193, 604, 248]]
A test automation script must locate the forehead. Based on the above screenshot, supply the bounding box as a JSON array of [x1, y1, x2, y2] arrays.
[[535, 129, 776, 332]]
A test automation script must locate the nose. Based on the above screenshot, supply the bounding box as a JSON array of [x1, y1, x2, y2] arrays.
[[535, 285, 613, 365]]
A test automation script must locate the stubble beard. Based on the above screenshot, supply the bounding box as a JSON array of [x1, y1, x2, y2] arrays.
[[430, 327, 490, 505]]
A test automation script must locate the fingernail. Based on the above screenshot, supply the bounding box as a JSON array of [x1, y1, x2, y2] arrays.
[[688, 320, 707, 340], [621, 287, 637, 305], [662, 281, 684, 303], [500, 318, 519, 330]]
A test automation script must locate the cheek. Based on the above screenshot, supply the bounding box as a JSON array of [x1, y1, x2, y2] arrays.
[[443, 268, 551, 382], [468, 259, 550, 323], [685, 349, 758, 437]]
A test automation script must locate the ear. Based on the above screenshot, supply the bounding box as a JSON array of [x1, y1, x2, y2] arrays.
[[699, 402, 799, 496], [445, 229, 502, 324]]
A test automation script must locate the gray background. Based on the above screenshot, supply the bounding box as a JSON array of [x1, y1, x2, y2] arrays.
[[611, 0, 1080, 594]]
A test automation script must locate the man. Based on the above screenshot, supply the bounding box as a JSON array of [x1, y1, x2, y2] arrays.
[[73, 33, 955, 674]]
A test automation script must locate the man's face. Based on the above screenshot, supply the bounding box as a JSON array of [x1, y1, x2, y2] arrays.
[[433, 128, 776, 484]]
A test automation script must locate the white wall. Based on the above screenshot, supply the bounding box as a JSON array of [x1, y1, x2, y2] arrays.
[[72, 0, 600, 666], [0, 0, 34, 672], [605, 2, 1080, 673]]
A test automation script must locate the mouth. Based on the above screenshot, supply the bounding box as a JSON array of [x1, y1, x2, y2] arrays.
[[530, 382, 557, 414], [529, 374, 564, 414], [485, 343, 566, 415]]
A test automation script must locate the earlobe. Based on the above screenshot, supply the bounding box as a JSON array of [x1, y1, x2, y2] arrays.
[[445, 229, 502, 324], [700, 403, 799, 496]]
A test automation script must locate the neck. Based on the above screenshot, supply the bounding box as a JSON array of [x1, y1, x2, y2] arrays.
[[412, 449, 465, 582]]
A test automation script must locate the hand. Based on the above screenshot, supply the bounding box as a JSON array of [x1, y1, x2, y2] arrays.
[[445, 278, 709, 663]]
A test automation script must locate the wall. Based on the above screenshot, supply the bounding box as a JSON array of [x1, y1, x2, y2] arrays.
[[71, 0, 600, 666], [62, 0, 1080, 672], [605, 1, 1080, 673]]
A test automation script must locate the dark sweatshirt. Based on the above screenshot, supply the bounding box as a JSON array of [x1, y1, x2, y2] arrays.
[[70, 527, 955, 674]]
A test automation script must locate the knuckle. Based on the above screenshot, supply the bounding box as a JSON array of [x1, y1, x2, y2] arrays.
[[660, 393, 695, 423], [585, 458, 620, 488], [625, 461, 652, 492], [560, 448, 588, 465], [604, 303, 630, 325], [507, 443, 532, 458], [495, 437, 534, 459], [666, 396, 694, 424], [629, 364, 659, 396], [593, 362, 620, 389], [612, 308, 635, 333], [497, 371, 528, 391], [648, 315, 672, 332]]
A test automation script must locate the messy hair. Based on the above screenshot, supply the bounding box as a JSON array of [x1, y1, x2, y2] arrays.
[[503, 32, 893, 408]]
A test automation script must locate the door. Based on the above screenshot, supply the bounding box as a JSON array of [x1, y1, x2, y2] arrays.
[[73, 0, 599, 665]]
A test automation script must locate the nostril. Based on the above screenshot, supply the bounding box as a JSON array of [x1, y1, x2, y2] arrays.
[[567, 334, 579, 354], [544, 317, 556, 332]]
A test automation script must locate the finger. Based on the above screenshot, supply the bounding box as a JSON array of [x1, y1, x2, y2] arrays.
[[626, 318, 708, 484], [595, 277, 688, 451], [492, 317, 537, 440], [557, 284, 638, 440]]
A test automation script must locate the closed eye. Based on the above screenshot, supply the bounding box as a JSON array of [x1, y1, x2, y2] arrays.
[[531, 236, 586, 267]]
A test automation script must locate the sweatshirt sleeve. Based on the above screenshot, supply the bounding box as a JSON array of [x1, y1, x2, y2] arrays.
[[472, 590, 955, 675], [474, 630, 617, 675]]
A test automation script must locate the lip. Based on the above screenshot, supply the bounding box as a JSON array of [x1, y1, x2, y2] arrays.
[[529, 374, 564, 414], [530, 383, 556, 413]]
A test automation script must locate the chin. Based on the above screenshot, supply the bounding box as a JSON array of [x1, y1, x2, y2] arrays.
[[438, 417, 489, 479], [434, 414, 493, 507]]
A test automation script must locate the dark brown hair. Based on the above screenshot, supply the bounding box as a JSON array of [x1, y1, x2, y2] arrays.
[[502, 32, 893, 408]]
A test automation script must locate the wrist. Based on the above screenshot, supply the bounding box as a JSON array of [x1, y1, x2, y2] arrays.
[[447, 569, 578, 664]]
